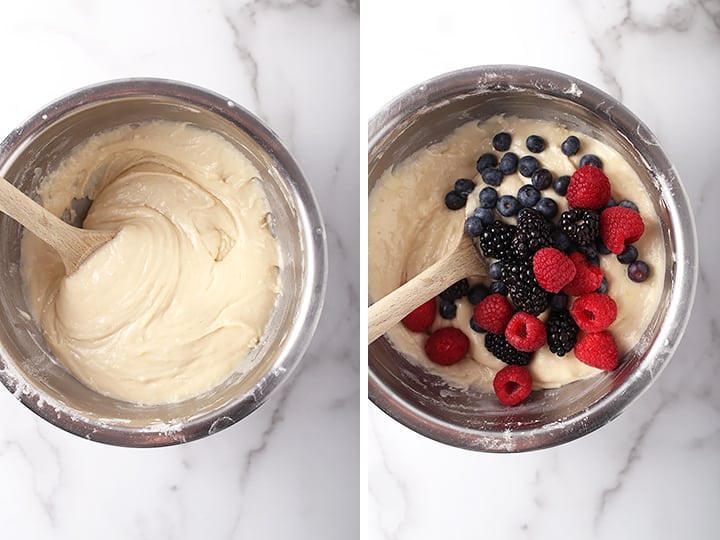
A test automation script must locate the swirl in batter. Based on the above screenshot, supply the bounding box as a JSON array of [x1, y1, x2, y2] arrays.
[[21, 121, 280, 404]]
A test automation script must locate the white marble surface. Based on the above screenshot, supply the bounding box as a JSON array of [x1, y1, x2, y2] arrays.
[[0, 1, 358, 539], [366, 0, 719, 538]]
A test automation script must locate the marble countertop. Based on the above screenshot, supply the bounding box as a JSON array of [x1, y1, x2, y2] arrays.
[[366, 1, 719, 539], [0, 1, 358, 539]]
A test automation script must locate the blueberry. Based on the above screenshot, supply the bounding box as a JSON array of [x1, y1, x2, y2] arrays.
[[605, 197, 618, 208], [492, 132, 511, 152], [467, 284, 490, 305], [444, 191, 466, 210], [550, 293, 569, 311], [473, 207, 495, 225], [440, 279, 470, 301], [498, 152, 519, 175], [454, 178, 476, 197], [469, 316, 486, 333], [518, 155, 540, 177], [489, 280, 507, 295], [517, 184, 541, 207], [551, 229, 572, 252], [617, 244, 638, 264], [439, 299, 457, 319], [526, 134, 546, 153], [618, 199, 639, 212], [561, 135, 580, 156], [481, 167, 504, 186], [628, 260, 650, 282], [496, 195, 520, 217], [579, 154, 603, 168], [577, 244, 598, 260], [478, 186, 498, 208], [464, 216, 484, 237], [553, 175, 571, 196], [531, 168, 553, 190], [476, 152, 498, 173], [489, 261, 503, 280], [595, 238, 612, 255], [534, 197, 559, 219], [596, 277, 609, 293]]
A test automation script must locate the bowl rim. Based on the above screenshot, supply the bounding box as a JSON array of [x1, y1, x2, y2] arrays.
[[0, 77, 328, 446], [368, 64, 698, 452]]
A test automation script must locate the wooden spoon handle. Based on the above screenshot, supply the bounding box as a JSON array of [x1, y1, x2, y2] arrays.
[[368, 236, 485, 344], [0, 178, 73, 252]]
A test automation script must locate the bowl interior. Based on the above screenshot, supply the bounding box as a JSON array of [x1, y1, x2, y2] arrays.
[[369, 69, 693, 451], [0, 86, 322, 446]]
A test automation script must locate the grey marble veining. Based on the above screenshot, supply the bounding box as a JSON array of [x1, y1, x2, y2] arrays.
[[0, 1, 359, 539]]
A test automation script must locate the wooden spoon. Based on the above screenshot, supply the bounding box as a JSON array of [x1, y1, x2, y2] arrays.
[[368, 234, 488, 344], [0, 178, 115, 274]]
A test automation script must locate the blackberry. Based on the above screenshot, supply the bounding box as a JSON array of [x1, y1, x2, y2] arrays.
[[559, 209, 600, 246], [484, 332, 532, 365], [476, 220, 517, 260], [549, 292, 569, 311], [492, 132, 512, 151], [501, 257, 550, 315], [546, 309, 579, 357], [512, 208, 552, 259], [440, 278, 470, 301]]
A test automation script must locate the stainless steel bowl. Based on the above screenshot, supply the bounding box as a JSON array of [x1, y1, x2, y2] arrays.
[[0, 79, 327, 446], [369, 65, 697, 452]]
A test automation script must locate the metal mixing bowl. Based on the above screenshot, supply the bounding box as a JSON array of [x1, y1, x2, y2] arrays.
[[368, 65, 697, 452], [0, 79, 327, 446]]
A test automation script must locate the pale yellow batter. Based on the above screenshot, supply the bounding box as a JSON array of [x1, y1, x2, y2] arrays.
[[369, 116, 664, 390], [21, 121, 280, 404]]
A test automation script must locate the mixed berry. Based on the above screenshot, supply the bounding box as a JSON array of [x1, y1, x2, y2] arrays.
[[424, 130, 654, 406]]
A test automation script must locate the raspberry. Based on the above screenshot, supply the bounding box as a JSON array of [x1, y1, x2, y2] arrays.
[[511, 208, 551, 259], [570, 293, 617, 332], [574, 331, 619, 370], [424, 327, 469, 366], [566, 165, 611, 209], [546, 309, 579, 356], [562, 252, 604, 296], [477, 220, 517, 260], [401, 299, 436, 332], [473, 293, 513, 334], [532, 247, 576, 293], [505, 312, 546, 352], [501, 258, 550, 315], [493, 365, 533, 406], [600, 206, 645, 254], [484, 332, 532, 365]]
